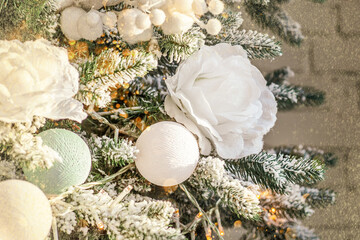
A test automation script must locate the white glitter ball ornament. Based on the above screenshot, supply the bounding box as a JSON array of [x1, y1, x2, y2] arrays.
[[0, 180, 52, 240], [135, 121, 199, 186], [23, 129, 92, 194]]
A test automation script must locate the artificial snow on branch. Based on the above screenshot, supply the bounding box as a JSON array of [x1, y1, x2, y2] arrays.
[[225, 152, 325, 194]]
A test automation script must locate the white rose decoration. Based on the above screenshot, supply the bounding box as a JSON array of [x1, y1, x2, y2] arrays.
[[164, 43, 277, 159], [0, 39, 86, 123]]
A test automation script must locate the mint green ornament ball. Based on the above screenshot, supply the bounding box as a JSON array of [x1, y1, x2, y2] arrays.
[[23, 129, 92, 195]]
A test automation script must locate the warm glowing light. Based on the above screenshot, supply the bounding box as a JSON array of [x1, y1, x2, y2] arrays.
[[233, 220, 242, 228], [196, 212, 203, 218], [302, 193, 310, 199], [270, 215, 277, 221], [256, 194, 261, 199], [219, 226, 225, 236], [271, 207, 276, 214], [97, 222, 104, 230]]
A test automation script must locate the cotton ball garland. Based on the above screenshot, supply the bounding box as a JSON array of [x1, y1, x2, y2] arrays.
[[161, 12, 194, 35], [173, 0, 194, 13], [60, 6, 86, 40], [192, 0, 208, 15], [135, 121, 199, 186], [77, 10, 103, 41], [135, 12, 151, 30], [118, 8, 152, 44], [102, 11, 117, 28], [0, 180, 52, 240], [206, 18, 222, 35], [208, 0, 224, 15], [150, 9, 166, 26], [23, 129, 92, 194]]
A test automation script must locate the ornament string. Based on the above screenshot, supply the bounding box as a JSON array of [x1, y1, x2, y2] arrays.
[[179, 184, 224, 240], [50, 163, 134, 204]]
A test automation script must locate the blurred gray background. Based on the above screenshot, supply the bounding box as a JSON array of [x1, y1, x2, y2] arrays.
[[228, 0, 360, 239]]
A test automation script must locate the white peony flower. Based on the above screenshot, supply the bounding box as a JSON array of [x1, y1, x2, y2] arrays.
[[164, 43, 277, 159], [0, 39, 87, 123]]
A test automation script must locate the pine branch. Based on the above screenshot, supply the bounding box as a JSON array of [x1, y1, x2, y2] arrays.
[[159, 27, 205, 63], [308, 0, 326, 3], [88, 135, 138, 170], [188, 157, 262, 220], [244, 1, 304, 45], [292, 224, 320, 240], [269, 145, 338, 166], [243, 0, 270, 5], [268, 83, 325, 111], [300, 187, 336, 208], [225, 152, 325, 194], [77, 49, 157, 108], [0, 0, 58, 40], [265, 66, 294, 85], [204, 11, 282, 59]]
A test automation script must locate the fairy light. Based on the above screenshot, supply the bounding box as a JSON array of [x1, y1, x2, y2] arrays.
[[205, 227, 212, 240], [97, 222, 104, 230], [196, 212, 203, 219], [215, 207, 224, 237], [219, 225, 225, 236], [271, 207, 276, 214], [233, 220, 242, 228]]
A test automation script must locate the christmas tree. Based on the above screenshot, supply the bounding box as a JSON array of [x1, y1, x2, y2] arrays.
[[0, 0, 335, 239]]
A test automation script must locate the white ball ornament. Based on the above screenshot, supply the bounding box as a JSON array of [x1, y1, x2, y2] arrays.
[[192, 0, 208, 15], [161, 12, 194, 35], [135, 12, 151, 30], [102, 11, 117, 28], [77, 10, 103, 41], [0, 180, 52, 240], [118, 9, 152, 44], [60, 6, 86, 40], [205, 18, 222, 35], [208, 0, 224, 15], [173, 0, 194, 13], [135, 121, 199, 186], [150, 9, 166, 26], [23, 129, 92, 194]]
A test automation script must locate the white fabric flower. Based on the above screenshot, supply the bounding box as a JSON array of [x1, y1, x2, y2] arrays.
[[0, 39, 86, 123], [164, 43, 277, 159]]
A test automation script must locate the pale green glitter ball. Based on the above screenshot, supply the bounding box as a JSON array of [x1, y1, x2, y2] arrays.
[[23, 129, 92, 194]]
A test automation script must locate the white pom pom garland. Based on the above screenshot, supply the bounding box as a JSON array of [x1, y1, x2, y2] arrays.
[[77, 10, 103, 41], [208, 0, 224, 15], [60, 7, 86, 40], [135, 12, 152, 30], [102, 11, 118, 28], [205, 18, 222, 35], [150, 9, 166, 26]]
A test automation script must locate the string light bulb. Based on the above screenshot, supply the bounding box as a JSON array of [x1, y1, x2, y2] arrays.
[[196, 212, 203, 219], [271, 207, 276, 214], [97, 222, 104, 230]]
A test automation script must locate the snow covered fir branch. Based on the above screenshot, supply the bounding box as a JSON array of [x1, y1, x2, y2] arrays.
[[0, 0, 334, 240]]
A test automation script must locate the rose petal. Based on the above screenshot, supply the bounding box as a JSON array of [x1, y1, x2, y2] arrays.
[[164, 96, 211, 155]]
